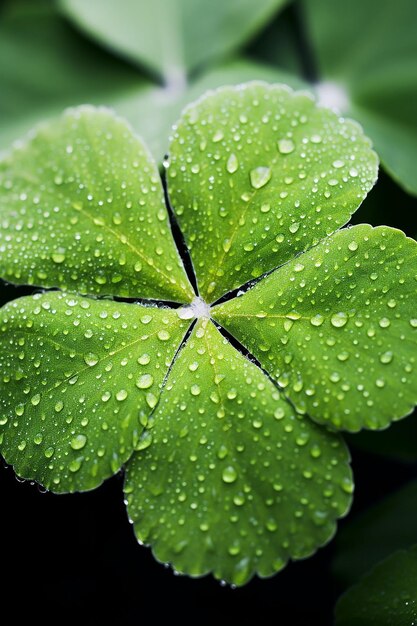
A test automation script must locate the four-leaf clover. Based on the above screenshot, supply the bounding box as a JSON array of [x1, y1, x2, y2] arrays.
[[1, 82, 416, 586]]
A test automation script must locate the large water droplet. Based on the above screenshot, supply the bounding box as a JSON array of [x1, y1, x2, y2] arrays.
[[84, 353, 99, 366], [250, 166, 271, 189], [222, 466, 237, 484], [136, 374, 154, 389], [190, 384, 201, 396], [277, 138, 295, 154], [330, 312, 348, 328], [70, 434, 87, 450], [226, 153, 239, 174], [51, 250, 66, 264]]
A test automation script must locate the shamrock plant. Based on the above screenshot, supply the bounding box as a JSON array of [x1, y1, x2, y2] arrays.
[[0, 82, 416, 586]]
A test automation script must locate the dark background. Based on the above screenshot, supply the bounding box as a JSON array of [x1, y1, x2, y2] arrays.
[[1, 1, 417, 624], [1, 434, 416, 625]]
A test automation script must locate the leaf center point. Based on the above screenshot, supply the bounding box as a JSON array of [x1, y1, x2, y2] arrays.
[[177, 297, 211, 320]]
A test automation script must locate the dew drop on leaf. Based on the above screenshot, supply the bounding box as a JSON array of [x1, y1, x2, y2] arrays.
[[226, 153, 239, 174], [222, 466, 238, 483], [136, 374, 154, 389], [70, 434, 87, 450], [249, 166, 271, 189], [330, 312, 348, 328], [277, 138, 295, 154]]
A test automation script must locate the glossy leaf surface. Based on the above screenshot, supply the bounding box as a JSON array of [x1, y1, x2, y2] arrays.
[[168, 82, 378, 302], [0, 292, 190, 492], [125, 319, 352, 584], [214, 225, 417, 431], [0, 106, 193, 302]]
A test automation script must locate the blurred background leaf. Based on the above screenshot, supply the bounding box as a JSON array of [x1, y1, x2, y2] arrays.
[[0, 0, 301, 159], [335, 546, 417, 626], [346, 415, 417, 464], [304, 0, 417, 195], [333, 479, 417, 586], [58, 0, 290, 83]]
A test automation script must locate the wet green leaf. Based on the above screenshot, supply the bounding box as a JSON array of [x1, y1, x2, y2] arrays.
[[0, 106, 193, 302], [123, 60, 305, 160], [0, 82, 415, 586], [125, 318, 352, 585], [168, 82, 378, 302], [0, 292, 190, 492], [305, 0, 417, 195], [59, 0, 290, 80], [335, 546, 417, 626], [213, 225, 417, 432]]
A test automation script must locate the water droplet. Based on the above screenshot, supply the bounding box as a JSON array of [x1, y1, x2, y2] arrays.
[[310, 445, 322, 459], [146, 392, 157, 409], [84, 353, 99, 366], [157, 330, 170, 341], [226, 153, 239, 174], [190, 384, 201, 396], [222, 466, 238, 483], [135, 430, 152, 451], [116, 389, 128, 401], [31, 393, 41, 406], [378, 350, 393, 365], [70, 434, 87, 450], [409, 319, 417, 328], [138, 354, 151, 366], [51, 250, 66, 264], [341, 477, 354, 494], [348, 241, 358, 252], [212, 129, 224, 142], [310, 134, 322, 144], [310, 314, 324, 327], [331, 312, 348, 328], [134, 261, 142, 273], [250, 166, 271, 189], [274, 407, 285, 420], [379, 317, 391, 328], [136, 374, 154, 389], [332, 159, 345, 169], [266, 518, 278, 532], [277, 138, 295, 154], [69, 458, 82, 473]]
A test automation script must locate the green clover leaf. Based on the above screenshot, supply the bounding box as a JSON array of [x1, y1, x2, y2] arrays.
[[1, 82, 416, 585], [0, 106, 192, 301]]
